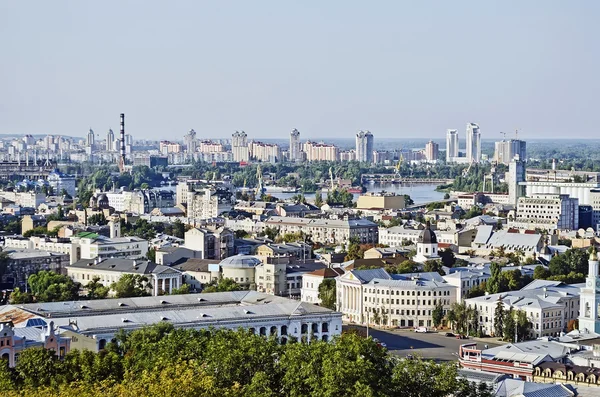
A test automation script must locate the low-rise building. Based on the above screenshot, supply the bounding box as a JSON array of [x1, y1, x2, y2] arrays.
[[301, 267, 344, 304], [356, 193, 405, 210], [464, 279, 581, 338], [184, 227, 234, 260], [336, 268, 457, 328], [0, 291, 343, 351], [0, 321, 70, 367], [172, 258, 220, 291], [67, 257, 182, 296], [0, 249, 69, 290], [265, 216, 378, 245]]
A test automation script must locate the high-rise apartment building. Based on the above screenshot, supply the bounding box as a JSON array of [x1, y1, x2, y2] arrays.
[[466, 123, 481, 163], [303, 141, 339, 162], [249, 141, 281, 163], [446, 129, 459, 162], [355, 130, 374, 163], [289, 129, 301, 162], [106, 129, 114, 152], [494, 139, 527, 165], [86, 129, 95, 147], [184, 129, 197, 154], [425, 140, 439, 161], [232, 131, 249, 162], [508, 158, 526, 206]]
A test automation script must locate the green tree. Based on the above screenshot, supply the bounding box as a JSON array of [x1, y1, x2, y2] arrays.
[[314, 190, 323, 207], [28, 270, 81, 302], [86, 276, 110, 300], [110, 274, 149, 298], [318, 278, 336, 310], [486, 262, 502, 294], [439, 248, 456, 267], [8, 287, 33, 304], [503, 307, 516, 342], [432, 301, 444, 328], [533, 266, 551, 280], [87, 213, 108, 226], [14, 347, 58, 388], [202, 278, 241, 293], [170, 284, 191, 295], [172, 219, 185, 239], [515, 310, 532, 342], [493, 300, 504, 338], [403, 194, 414, 206], [423, 259, 444, 275], [146, 247, 156, 262]]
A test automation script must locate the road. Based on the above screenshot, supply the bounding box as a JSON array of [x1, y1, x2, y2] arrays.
[[344, 326, 504, 362]]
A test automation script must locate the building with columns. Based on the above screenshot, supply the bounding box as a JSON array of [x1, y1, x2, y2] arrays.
[[67, 257, 182, 296], [336, 268, 456, 328], [0, 291, 342, 351]]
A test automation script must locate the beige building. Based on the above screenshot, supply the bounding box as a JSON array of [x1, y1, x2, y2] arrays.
[[425, 140, 439, 162], [172, 258, 220, 291], [356, 193, 405, 210], [186, 188, 219, 220], [302, 141, 340, 162], [337, 268, 457, 328], [264, 216, 378, 245], [510, 194, 579, 231]]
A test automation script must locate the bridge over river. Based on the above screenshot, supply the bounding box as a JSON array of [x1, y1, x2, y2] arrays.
[[361, 174, 453, 184]]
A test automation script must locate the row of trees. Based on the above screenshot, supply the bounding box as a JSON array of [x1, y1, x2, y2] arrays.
[[8, 271, 192, 304], [0, 324, 492, 396], [445, 301, 532, 341]]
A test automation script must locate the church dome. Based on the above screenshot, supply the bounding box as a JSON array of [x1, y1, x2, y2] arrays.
[[419, 222, 437, 244]]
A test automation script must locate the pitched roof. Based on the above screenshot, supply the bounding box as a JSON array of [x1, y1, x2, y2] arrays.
[[68, 258, 180, 276], [305, 267, 344, 278], [172, 258, 220, 273]]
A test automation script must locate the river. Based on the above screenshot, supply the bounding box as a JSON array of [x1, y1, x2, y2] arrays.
[[271, 182, 444, 205]]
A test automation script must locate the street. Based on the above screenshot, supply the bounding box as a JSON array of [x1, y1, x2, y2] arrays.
[[344, 325, 504, 362]]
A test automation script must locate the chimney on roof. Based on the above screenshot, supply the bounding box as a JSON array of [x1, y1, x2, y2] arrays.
[[132, 260, 136, 267]]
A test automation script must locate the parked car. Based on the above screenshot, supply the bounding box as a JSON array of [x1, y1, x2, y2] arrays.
[[455, 334, 467, 339], [445, 332, 455, 337], [415, 327, 428, 333]]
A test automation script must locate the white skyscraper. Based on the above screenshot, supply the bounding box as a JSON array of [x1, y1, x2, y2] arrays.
[[355, 130, 374, 163], [289, 128, 301, 162], [494, 139, 527, 165], [232, 130, 249, 162], [106, 129, 115, 152], [445, 129, 459, 162], [87, 129, 95, 147], [466, 123, 481, 163]]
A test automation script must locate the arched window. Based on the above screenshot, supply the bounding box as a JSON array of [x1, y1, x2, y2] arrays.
[[259, 327, 267, 336], [270, 326, 278, 336], [98, 339, 107, 350], [281, 325, 288, 336]]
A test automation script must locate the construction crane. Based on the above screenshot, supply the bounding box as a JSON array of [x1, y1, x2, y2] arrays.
[[462, 158, 475, 177], [500, 131, 507, 140], [395, 154, 404, 177]]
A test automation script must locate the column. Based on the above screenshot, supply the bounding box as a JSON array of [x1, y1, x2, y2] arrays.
[[153, 275, 158, 296], [169, 278, 173, 293]]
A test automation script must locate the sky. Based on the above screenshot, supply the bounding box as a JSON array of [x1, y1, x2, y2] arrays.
[[1, 1, 599, 141]]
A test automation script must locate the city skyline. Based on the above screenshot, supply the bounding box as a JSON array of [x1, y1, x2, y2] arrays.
[[2, 1, 599, 139]]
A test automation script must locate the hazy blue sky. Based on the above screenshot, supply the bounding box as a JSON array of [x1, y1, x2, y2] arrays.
[[1, 1, 599, 140]]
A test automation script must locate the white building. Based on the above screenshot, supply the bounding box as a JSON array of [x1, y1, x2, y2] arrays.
[[446, 129, 459, 162], [465, 279, 581, 339], [510, 194, 579, 231], [303, 141, 339, 162], [264, 216, 379, 245], [443, 267, 491, 301], [355, 130, 374, 163], [106, 129, 115, 151], [186, 188, 219, 219], [301, 267, 344, 304], [0, 291, 343, 351], [578, 247, 600, 334], [232, 130, 249, 162], [67, 257, 182, 296], [494, 139, 526, 165], [413, 223, 440, 263], [289, 128, 301, 162], [47, 170, 76, 197], [378, 226, 422, 246], [466, 123, 481, 163], [337, 268, 457, 328]]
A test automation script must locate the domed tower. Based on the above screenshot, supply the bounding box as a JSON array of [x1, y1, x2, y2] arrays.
[[579, 245, 600, 334], [538, 238, 552, 262], [413, 221, 439, 263], [97, 194, 109, 209]]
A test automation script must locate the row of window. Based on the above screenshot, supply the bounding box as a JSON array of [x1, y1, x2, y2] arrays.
[[367, 307, 447, 317], [365, 297, 449, 306]]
